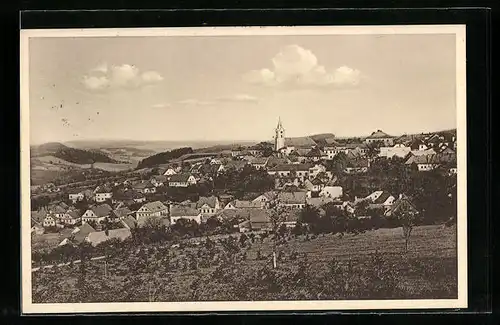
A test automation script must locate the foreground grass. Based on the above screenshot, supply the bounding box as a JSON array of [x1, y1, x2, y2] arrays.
[[32, 224, 457, 303]]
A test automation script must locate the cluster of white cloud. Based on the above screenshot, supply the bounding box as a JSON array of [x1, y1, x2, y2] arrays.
[[82, 63, 164, 91], [243, 45, 362, 88]]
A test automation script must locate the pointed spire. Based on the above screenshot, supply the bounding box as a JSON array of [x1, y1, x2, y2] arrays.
[[276, 117, 283, 130]]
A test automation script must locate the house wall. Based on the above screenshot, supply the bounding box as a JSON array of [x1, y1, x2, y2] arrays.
[[170, 215, 202, 224]]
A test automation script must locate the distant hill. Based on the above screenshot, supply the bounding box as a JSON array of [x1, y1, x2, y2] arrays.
[[136, 147, 194, 170], [31, 142, 119, 165]]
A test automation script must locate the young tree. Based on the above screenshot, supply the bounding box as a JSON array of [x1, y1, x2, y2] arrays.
[[394, 197, 419, 253], [267, 196, 287, 269]]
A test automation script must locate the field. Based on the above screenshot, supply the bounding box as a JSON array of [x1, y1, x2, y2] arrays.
[[32, 224, 457, 303]]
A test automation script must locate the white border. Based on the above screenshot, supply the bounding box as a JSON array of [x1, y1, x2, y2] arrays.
[[20, 25, 467, 314]]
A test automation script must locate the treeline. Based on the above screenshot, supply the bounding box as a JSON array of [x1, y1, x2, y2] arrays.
[[54, 147, 118, 164], [136, 147, 194, 169]]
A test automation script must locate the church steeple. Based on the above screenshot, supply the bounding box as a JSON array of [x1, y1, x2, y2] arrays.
[[274, 117, 285, 152]]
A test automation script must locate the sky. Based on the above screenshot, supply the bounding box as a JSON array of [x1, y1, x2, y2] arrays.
[[28, 33, 457, 145]]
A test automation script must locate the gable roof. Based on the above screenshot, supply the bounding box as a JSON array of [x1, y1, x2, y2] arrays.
[[140, 201, 167, 213], [65, 210, 81, 219], [169, 173, 194, 183], [305, 147, 323, 157], [113, 207, 132, 218], [373, 191, 393, 204], [230, 200, 262, 209], [385, 195, 418, 217], [248, 209, 272, 223], [277, 191, 307, 204], [87, 228, 132, 246], [73, 223, 96, 243], [170, 205, 200, 217], [196, 196, 219, 209], [367, 130, 394, 139], [90, 203, 113, 217], [121, 215, 137, 229], [250, 157, 269, 165]]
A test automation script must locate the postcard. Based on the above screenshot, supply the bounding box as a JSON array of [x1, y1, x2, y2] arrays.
[[20, 25, 467, 313]]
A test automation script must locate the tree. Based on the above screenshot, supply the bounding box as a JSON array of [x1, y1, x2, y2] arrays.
[[394, 197, 419, 253], [268, 196, 288, 269]]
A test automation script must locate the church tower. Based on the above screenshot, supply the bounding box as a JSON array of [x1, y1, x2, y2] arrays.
[[274, 117, 285, 152]]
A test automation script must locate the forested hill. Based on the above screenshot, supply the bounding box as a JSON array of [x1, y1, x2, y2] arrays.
[[31, 142, 119, 164], [136, 147, 194, 169]]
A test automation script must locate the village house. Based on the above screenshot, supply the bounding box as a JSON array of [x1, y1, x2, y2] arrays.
[[344, 159, 370, 174], [42, 214, 56, 228], [121, 215, 138, 230], [150, 175, 168, 187], [308, 164, 329, 180], [60, 209, 81, 226], [410, 139, 429, 151], [304, 178, 325, 192], [133, 181, 157, 194], [47, 202, 69, 219], [69, 223, 96, 244], [68, 191, 84, 204], [224, 200, 262, 209], [81, 203, 113, 224], [163, 168, 178, 176], [405, 154, 443, 171], [136, 201, 169, 226], [275, 176, 302, 189], [86, 228, 132, 247], [318, 186, 343, 199], [95, 189, 113, 203], [168, 173, 197, 187], [268, 163, 312, 182], [249, 157, 269, 170], [277, 191, 307, 209], [169, 205, 202, 224], [365, 130, 395, 146], [252, 191, 277, 208], [384, 194, 419, 218], [305, 147, 324, 162], [110, 207, 133, 221], [323, 146, 341, 159], [379, 144, 412, 159], [248, 209, 273, 231], [365, 191, 396, 210], [195, 196, 221, 216], [224, 160, 249, 172], [31, 219, 45, 235]]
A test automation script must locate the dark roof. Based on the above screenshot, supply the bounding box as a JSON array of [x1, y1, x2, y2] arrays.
[[373, 191, 392, 204], [269, 163, 312, 172], [367, 130, 393, 139], [385, 195, 418, 216], [250, 157, 269, 165], [73, 223, 96, 243], [229, 200, 262, 209], [133, 181, 155, 189], [121, 216, 137, 229], [305, 148, 323, 157], [196, 196, 219, 209], [65, 209, 81, 219], [113, 207, 132, 218], [140, 201, 167, 213], [90, 203, 113, 217], [170, 205, 200, 217], [277, 191, 307, 204], [346, 159, 369, 168], [311, 178, 324, 185], [169, 173, 194, 183], [248, 209, 272, 223]]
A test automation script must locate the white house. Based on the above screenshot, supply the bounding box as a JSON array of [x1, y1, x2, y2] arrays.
[[136, 201, 169, 226], [319, 186, 343, 199], [42, 215, 56, 227], [170, 205, 202, 224], [168, 174, 197, 187], [195, 196, 221, 216], [60, 210, 80, 226], [81, 204, 113, 223], [365, 130, 395, 146], [68, 192, 84, 204], [379, 144, 411, 159], [163, 168, 178, 176], [95, 191, 113, 203]]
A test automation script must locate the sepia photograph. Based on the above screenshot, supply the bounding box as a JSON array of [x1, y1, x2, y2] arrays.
[[20, 25, 467, 313]]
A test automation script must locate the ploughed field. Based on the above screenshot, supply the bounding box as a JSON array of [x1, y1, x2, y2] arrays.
[[32, 224, 457, 303]]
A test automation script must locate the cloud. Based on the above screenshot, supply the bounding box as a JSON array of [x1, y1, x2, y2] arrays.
[[215, 94, 259, 103], [151, 103, 171, 108], [177, 99, 214, 106], [243, 44, 362, 88], [82, 63, 164, 91]]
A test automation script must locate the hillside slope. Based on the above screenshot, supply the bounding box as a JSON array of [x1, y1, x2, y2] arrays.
[[31, 142, 119, 164]]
